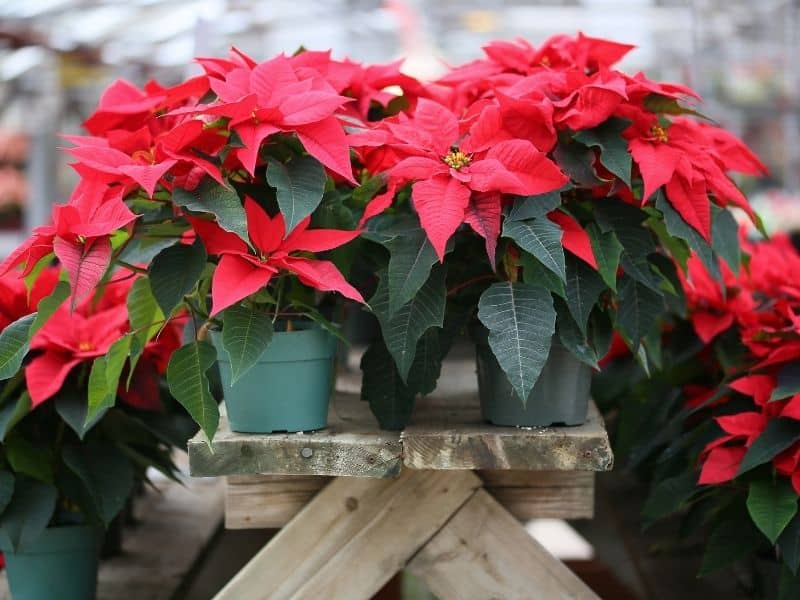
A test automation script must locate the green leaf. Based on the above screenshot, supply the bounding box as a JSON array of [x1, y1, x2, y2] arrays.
[[655, 192, 719, 281], [642, 471, 701, 521], [519, 252, 565, 297], [371, 266, 446, 382], [0, 476, 56, 551], [117, 233, 180, 265], [385, 228, 439, 316], [265, 156, 328, 235], [0, 392, 30, 441], [0, 313, 35, 380], [56, 390, 105, 440], [149, 240, 207, 317], [574, 117, 632, 186], [62, 443, 135, 526], [772, 362, 800, 402], [616, 274, 664, 351], [554, 298, 598, 368], [477, 282, 556, 404], [778, 511, 800, 574], [778, 565, 800, 600], [738, 419, 800, 476], [85, 335, 131, 425], [564, 254, 607, 335], [360, 338, 417, 431], [173, 179, 249, 243], [553, 141, 603, 186], [221, 304, 274, 383], [747, 479, 798, 544], [506, 191, 562, 222], [406, 328, 444, 395], [699, 518, 760, 576], [643, 93, 710, 120], [711, 205, 741, 274], [29, 281, 70, 338], [586, 224, 623, 291], [502, 217, 565, 281], [5, 432, 53, 484], [127, 277, 164, 351], [166, 341, 219, 443], [0, 471, 13, 514]]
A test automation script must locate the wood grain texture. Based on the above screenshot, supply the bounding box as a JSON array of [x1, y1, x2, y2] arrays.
[[479, 471, 595, 520], [225, 471, 594, 528], [214, 470, 482, 600], [225, 475, 330, 529], [403, 399, 613, 472], [408, 489, 600, 600], [188, 393, 402, 478]]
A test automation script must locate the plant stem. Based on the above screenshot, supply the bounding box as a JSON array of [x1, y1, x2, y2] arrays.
[[272, 276, 286, 324], [446, 273, 496, 297], [116, 260, 148, 274]]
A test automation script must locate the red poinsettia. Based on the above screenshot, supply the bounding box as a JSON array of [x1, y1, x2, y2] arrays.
[[352, 98, 567, 260], [0, 179, 136, 304], [180, 51, 355, 181], [191, 198, 364, 315], [0, 267, 59, 331]]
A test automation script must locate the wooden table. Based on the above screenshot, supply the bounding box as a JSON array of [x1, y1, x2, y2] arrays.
[[188, 365, 613, 600]]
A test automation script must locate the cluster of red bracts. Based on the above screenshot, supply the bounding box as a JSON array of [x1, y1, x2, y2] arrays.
[[680, 234, 800, 494], [0, 269, 182, 408]]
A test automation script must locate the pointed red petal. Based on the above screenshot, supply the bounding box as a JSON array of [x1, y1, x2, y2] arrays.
[[295, 118, 355, 183], [277, 257, 364, 303], [629, 139, 683, 203], [411, 176, 470, 261], [54, 236, 112, 307], [189, 217, 249, 256], [210, 254, 275, 316], [665, 175, 712, 242], [358, 186, 395, 226], [486, 140, 568, 195], [282, 226, 360, 254], [279, 91, 349, 126], [548, 211, 597, 269], [244, 197, 285, 253], [464, 192, 501, 266], [25, 353, 83, 407], [698, 445, 746, 485], [233, 122, 281, 176]]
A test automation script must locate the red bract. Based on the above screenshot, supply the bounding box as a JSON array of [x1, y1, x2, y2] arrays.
[[191, 198, 364, 315], [0, 267, 59, 331], [352, 98, 567, 260], [185, 52, 355, 181], [0, 180, 136, 304]]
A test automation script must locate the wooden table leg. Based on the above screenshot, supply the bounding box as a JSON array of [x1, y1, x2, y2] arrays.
[[214, 469, 481, 600], [214, 470, 599, 600], [407, 488, 600, 600]]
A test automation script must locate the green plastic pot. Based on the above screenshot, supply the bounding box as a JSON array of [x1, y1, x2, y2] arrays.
[[3, 525, 100, 600], [212, 324, 336, 433], [473, 329, 591, 427]]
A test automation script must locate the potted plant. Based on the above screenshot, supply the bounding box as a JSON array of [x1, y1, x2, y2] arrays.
[[350, 33, 765, 429], [0, 269, 188, 600], [0, 49, 433, 439]]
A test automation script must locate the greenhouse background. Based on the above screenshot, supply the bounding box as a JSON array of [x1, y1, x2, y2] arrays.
[[0, 1, 799, 599]]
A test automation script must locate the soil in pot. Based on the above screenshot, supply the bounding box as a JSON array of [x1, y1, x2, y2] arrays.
[[3, 525, 100, 600], [212, 322, 337, 433], [474, 331, 591, 427]]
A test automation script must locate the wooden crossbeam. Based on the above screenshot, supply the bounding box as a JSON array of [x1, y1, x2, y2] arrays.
[[408, 489, 600, 600]]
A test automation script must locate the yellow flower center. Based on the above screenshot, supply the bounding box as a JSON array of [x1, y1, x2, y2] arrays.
[[443, 148, 472, 170], [78, 341, 93, 351], [650, 125, 669, 143]]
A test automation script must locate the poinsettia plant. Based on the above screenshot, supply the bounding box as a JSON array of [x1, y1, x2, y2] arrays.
[[595, 231, 800, 596], [0, 48, 429, 442], [348, 34, 765, 427], [0, 268, 190, 550]]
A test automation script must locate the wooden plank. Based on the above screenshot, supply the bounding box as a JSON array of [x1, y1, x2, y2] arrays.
[[225, 475, 330, 529], [403, 399, 613, 472], [480, 471, 595, 520], [408, 489, 600, 600], [215, 470, 482, 600], [188, 393, 402, 478], [0, 468, 224, 600], [225, 471, 594, 528]]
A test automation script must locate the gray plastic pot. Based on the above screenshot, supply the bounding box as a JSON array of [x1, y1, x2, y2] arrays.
[[473, 329, 591, 427]]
